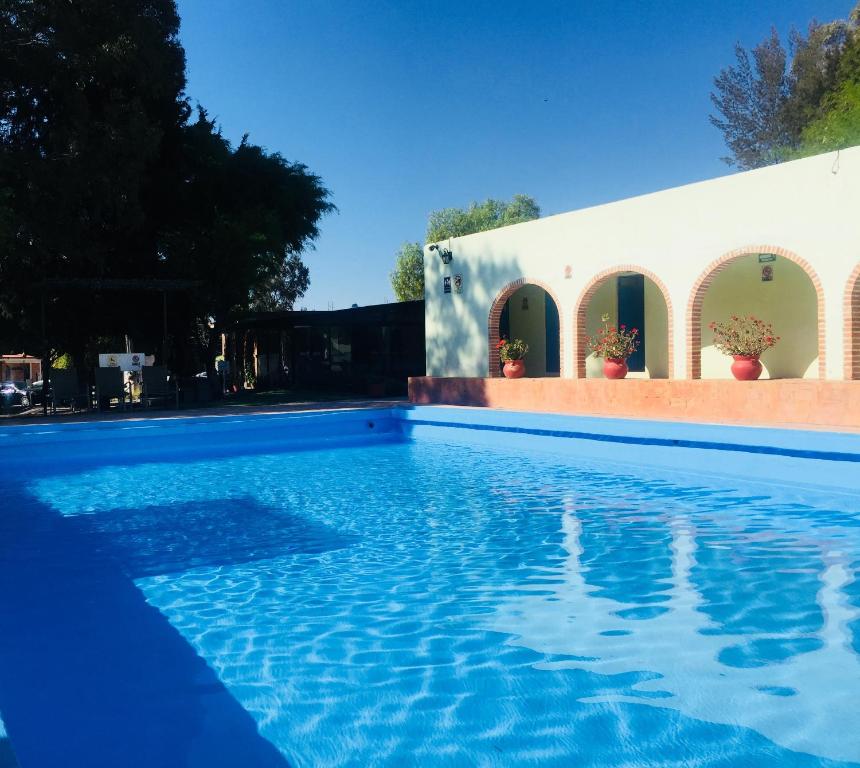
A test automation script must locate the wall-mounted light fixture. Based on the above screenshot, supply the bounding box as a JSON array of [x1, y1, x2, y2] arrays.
[[428, 243, 453, 264]]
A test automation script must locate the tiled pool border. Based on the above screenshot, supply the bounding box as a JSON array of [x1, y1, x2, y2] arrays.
[[1, 405, 858, 493]]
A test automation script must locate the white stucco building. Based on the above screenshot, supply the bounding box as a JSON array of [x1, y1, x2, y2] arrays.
[[423, 147, 860, 382]]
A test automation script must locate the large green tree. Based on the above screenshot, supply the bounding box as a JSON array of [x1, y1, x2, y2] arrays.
[[710, 5, 860, 168], [0, 0, 189, 359], [389, 195, 539, 302], [426, 194, 540, 243], [0, 0, 332, 376], [389, 242, 424, 302], [790, 18, 860, 157], [164, 110, 333, 371]]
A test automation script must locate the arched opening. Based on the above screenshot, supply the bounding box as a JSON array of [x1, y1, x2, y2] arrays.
[[488, 280, 562, 378], [689, 248, 823, 379], [575, 268, 671, 379], [846, 264, 860, 380]]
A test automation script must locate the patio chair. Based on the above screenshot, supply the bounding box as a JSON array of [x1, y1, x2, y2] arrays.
[[94, 366, 128, 410], [49, 369, 87, 414], [141, 365, 179, 409]]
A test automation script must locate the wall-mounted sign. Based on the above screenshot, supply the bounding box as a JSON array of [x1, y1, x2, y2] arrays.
[[761, 265, 774, 282], [98, 353, 145, 371], [453, 274, 463, 293], [758, 253, 776, 263], [443, 276, 451, 294]]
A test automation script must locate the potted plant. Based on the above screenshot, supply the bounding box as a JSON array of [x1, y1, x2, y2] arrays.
[[587, 314, 640, 379], [708, 315, 780, 381], [497, 338, 529, 379]]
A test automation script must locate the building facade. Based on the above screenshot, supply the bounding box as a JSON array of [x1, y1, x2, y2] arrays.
[[0, 354, 42, 383], [423, 147, 860, 382], [225, 300, 425, 395]]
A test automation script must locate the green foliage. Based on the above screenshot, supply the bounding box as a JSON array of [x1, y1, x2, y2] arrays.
[[708, 315, 780, 357], [0, 1, 333, 374], [389, 242, 424, 302], [166, 109, 333, 322], [788, 81, 860, 157], [781, 21, 853, 139], [497, 338, 528, 362], [710, 30, 792, 169], [53, 353, 73, 370], [587, 314, 640, 361], [426, 194, 540, 243], [390, 194, 538, 302], [711, 5, 860, 168]]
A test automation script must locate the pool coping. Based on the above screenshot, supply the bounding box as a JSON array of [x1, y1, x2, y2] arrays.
[[398, 406, 860, 463], [1, 403, 859, 464]]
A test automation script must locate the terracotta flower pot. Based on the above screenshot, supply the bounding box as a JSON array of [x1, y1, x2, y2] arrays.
[[603, 358, 628, 380], [730, 355, 763, 381], [503, 360, 526, 379]]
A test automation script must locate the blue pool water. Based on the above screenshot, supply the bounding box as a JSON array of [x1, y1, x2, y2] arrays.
[[1, 408, 859, 767]]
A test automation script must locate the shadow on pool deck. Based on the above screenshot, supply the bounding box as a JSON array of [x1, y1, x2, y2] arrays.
[[0, 492, 301, 768], [0, 393, 406, 426]]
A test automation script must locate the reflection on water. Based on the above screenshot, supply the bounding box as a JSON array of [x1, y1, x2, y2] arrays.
[[486, 495, 860, 763], [12, 437, 860, 767]]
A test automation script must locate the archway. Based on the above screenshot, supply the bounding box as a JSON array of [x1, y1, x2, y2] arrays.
[[575, 267, 672, 379], [846, 263, 860, 380], [687, 246, 824, 379], [488, 279, 563, 377]]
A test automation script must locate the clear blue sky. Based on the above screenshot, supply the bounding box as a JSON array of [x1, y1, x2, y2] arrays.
[[177, 0, 854, 310]]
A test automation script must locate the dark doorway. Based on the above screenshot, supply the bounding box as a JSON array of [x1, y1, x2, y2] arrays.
[[545, 294, 560, 374], [617, 274, 645, 372]]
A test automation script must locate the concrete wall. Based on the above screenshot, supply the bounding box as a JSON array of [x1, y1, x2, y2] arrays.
[[424, 147, 860, 380], [700, 255, 819, 379], [644, 278, 670, 379]]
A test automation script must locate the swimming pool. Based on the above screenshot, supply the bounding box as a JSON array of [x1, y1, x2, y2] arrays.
[[1, 406, 858, 767]]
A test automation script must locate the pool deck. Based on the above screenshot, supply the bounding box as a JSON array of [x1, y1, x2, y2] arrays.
[[0, 397, 406, 428], [2, 391, 860, 436]]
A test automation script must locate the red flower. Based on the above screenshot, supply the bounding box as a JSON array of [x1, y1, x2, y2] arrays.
[[497, 339, 507, 349], [631, 328, 638, 334]]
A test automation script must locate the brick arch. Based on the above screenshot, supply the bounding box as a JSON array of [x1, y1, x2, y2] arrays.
[[573, 265, 674, 379], [845, 262, 860, 380], [488, 278, 564, 377], [686, 245, 826, 380]]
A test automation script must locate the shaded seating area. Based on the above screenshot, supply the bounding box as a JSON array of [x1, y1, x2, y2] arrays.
[[224, 300, 425, 396], [141, 366, 179, 409], [48, 369, 88, 414], [94, 367, 128, 411], [34, 277, 201, 415], [44, 366, 178, 414]]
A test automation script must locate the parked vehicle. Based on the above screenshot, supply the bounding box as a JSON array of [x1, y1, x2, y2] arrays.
[[0, 380, 31, 409]]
